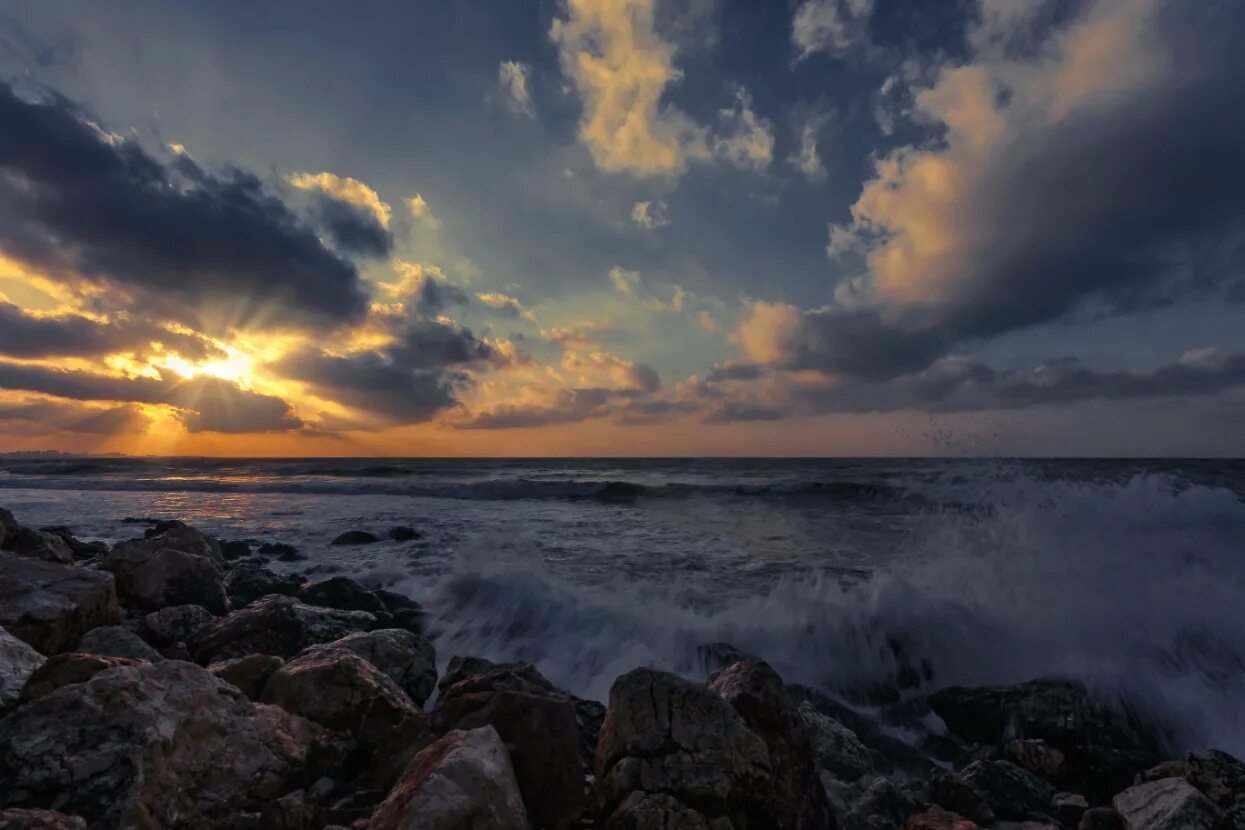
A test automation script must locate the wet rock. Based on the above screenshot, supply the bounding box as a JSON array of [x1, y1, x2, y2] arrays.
[[143, 604, 215, 645], [257, 541, 305, 561], [596, 667, 771, 830], [190, 594, 375, 663], [368, 725, 527, 830], [435, 659, 584, 830], [142, 522, 225, 566], [101, 525, 228, 614], [707, 659, 835, 829], [208, 653, 285, 700], [1050, 792, 1089, 826], [331, 530, 379, 546], [219, 539, 251, 560], [304, 628, 436, 707], [900, 812, 981, 830], [1077, 807, 1126, 829], [2, 528, 73, 565], [0, 810, 86, 829], [224, 561, 303, 608], [20, 653, 141, 700], [843, 777, 923, 830], [928, 679, 1162, 799], [373, 588, 428, 634], [261, 648, 421, 748], [927, 773, 995, 825], [0, 628, 44, 707], [1003, 739, 1066, 780], [1112, 777, 1225, 829], [696, 641, 759, 673], [38, 527, 106, 561], [76, 625, 163, 661], [1175, 748, 1245, 826], [792, 685, 935, 777], [0, 660, 329, 827], [388, 525, 420, 542], [0, 553, 118, 654], [298, 576, 391, 619], [959, 760, 1056, 821], [801, 701, 875, 781], [159, 641, 193, 661]]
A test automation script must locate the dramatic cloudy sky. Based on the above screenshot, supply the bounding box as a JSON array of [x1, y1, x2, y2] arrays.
[[0, 0, 1242, 456]]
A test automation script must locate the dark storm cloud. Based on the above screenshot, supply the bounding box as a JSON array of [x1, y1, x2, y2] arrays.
[[0, 400, 149, 434], [407, 275, 470, 317], [705, 362, 765, 383], [456, 388, 613, 430], [275, 347, 461, 422], [0, 362, 302, 433], [389, 319, 495, 370], [703, 401, 789, 423], [315, 195, 394, 259], [0, 301, 221, 360], [0, 80, 369, 328]]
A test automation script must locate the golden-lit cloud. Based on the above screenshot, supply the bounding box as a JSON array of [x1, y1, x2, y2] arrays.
[[287, 171, 392, 227], [407, 194, 442, 229], [631, 200, 668, 229], [477, 292, 536, 321], [714, 89, 774, 171], [498, 60, 534, 117]]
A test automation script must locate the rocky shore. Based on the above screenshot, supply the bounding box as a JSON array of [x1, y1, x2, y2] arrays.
[[0, 506, 1241, 829]]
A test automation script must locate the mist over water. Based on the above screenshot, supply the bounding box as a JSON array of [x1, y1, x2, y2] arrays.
[[4, 456, 1244, 755]]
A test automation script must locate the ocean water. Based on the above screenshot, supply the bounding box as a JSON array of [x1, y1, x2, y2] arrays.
[[2, 456, 1244, 756]]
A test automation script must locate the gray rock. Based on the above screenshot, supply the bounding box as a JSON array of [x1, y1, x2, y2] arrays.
[[331, 530, 379, 546], [101, 526, 228, 614], [2, 528, 73, 565], [207, 653, 285, 700], [0, 660, 329, 827], [189, 593, 374, 663], [0, 627, 44, 707], [0, 553, 118, 654], [76, 626, 163, 661], [368, 726, 527, 830], [1113, 777, 1225, 830], [960, 759, 1056, 821], [842, 777, 922, 830], [224, 561, 302, 608], [1180, 748, 1245, 827], [143, 604, 215, 645], [20, 653, 142, 700], [1050, 791, 1089, 826], [1078, 807, 1126, 829], [595, 667, 771, 830], [298, 576, 390, 619], [801, 701, 875, 781], [304, 628, 436, 707], [0, 809, 87, 829]]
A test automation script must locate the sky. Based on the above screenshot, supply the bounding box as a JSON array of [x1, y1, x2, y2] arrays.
[[0, 0, 1242, 457]]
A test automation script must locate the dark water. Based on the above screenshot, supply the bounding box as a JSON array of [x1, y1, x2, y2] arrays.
[[3, 456, 1244, 753]]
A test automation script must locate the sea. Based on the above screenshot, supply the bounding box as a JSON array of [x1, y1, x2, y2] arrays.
[[2, 456, 1244, 756]]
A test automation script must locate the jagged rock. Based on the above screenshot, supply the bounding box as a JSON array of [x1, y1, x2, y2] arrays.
[[0, 553, 118, 654], [373, 589, 428, 634], [159, 642, 192, 661], [1004, 739, 1066, 780], [219, 539, 251, 560], [38, 527, 106, 560], [959, 760, 1056, 821], [0, 660, 330, 827], [75, 625, 163, 661], [257, 541, 305, 561], [331, 530, 378, 546], [707, 659, 835, 829], [843, 777, 923, 830], [435, 659, 584, 830], [208, 654, 285, 700], [224, 561, 303, 608], [596, 667, 771, 830], [20, 653, 141, 700], [143, 604, 215, 645], [101, 525, 228, 614], [298, 576, 391, 620], [388, 526, 420, 541], [261, 648, 421, 747], [928, 679, 1162, 799], [190, 594, 375, 663], [142, 522, 225, 567], [368, 726, 527, 830], [792, 684, 935, 777], [1050, 792, 1089, 826], [303, 628, 436, 707], [900, 812, 981, 830], [1077, 807, 1126, 829], [801, 701, 875, 781], [0, 809, 87, 829], [1171, 748, 1245, 826], [1112, 777, 1225, 829], [927, 773, 995, 825], [2, 528, 73, 565], [0, 628, 44, 707]]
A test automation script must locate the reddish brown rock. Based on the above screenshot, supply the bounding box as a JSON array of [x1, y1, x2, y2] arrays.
[[0, 628, 43, 707], [189, 594, 375, 663], [901, 812, 981, 830], [707, 660, 836, 829], [0, 809, 87, 829], [208, 653, 285, 700], [20, 653, 141, 700]]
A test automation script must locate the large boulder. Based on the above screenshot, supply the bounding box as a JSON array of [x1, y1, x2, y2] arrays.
[[0, 553, 118, 654], [224, 561, 302, 608], [139, 522, 225, 567], [189, 594, 375, 663], [0, 660, 330, 827], [842, 777, 924, 830], [959, 760, 1056, 821], [101, 525, 228, 614], [303, 629, 436, 707], [0, 810, 86, 829], [1154, 748, 1245, 827], [373, 589, 428, 635], [0, 628, 44, 707], [707, 660, 835, 829], [142, 604, 215, 645], [261, 648, 422, 748], [207, 654, 285, 700], [2, 529, 73, 565], [928, 679, 1162, 799], [595, 667, 771, 829], [298, 576, 391, 621], [368, 726, 527, 830], [800, 702, 874, 781], [75, 625, 163, 662], [435, 659, 584, 830], [19, 653, 141, 701], [1112, 777, 1224, 830]]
